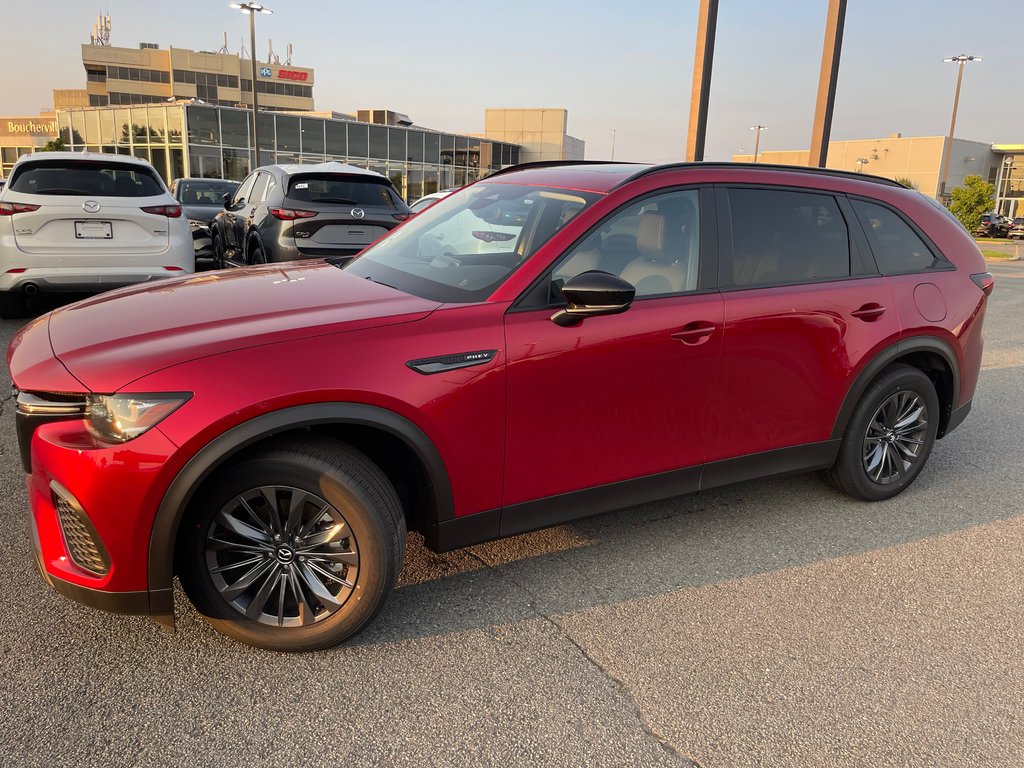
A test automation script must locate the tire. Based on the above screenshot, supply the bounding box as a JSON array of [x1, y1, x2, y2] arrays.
[[248, 239, 267, 265], [178, 437, 406, 651], [0, 291, 30, 320], [826, 364, 940, 501], [211, 231, 226, 270]]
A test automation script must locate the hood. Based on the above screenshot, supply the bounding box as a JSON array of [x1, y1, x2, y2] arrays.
[[48, 261, 440, 392], [182, 203, 222, 223]]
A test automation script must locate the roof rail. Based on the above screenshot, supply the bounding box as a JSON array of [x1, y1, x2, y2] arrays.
[[612, 162, 905, 190], [482, 160, 639, 181]]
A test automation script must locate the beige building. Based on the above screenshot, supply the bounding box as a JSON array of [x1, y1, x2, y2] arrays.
[[72, 41, 314, 111], [732, 133, 998, 201], [484, 108, 585, 162]]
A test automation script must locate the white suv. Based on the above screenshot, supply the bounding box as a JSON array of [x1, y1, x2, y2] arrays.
[[0, 152, 194, 318]]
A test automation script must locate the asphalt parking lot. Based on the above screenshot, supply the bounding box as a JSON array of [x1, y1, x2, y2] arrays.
[[0, 260, 1021, 768]]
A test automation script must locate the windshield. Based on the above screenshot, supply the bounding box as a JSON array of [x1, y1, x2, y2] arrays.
[[344, 183, 599, 302], [176, 179, 239, 204]]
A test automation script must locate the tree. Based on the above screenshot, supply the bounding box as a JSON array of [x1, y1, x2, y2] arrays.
[[948, 175, 994, 234], [40, 138, 66, 152], [894, 176, 917, 190]]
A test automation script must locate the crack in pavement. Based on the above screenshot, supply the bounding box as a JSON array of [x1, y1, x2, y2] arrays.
[[464, 547, 703, 768]]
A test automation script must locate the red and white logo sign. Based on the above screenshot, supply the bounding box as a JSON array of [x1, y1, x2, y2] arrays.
[[277, 69, 308, 82]]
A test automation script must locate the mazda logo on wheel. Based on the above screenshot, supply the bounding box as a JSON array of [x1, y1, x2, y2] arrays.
[[82, 200, 101, 213], [350, 208, 365, 219]]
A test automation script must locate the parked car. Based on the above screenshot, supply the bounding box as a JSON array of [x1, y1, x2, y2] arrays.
[[974, 212, 1010, 238], [10, 161, 992, 651], [1008, 217, 1024, 240], [169, 177, 240, 259], [409, 188, 458, 214], [210, 162, 410, 267], [0, 152, 193, 318]]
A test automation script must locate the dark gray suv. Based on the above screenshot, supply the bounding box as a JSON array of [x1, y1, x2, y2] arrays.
[[210, 162, 410, 267]]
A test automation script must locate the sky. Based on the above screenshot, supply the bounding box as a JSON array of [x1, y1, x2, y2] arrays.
[[2, 0, 1021, 162]]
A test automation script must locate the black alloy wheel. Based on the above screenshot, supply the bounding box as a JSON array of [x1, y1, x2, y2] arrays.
[[826, 364, 940, 501], [179, 437, 406, 650]]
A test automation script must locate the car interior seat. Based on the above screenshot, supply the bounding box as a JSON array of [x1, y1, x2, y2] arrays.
[[619, 209, 690, 296]]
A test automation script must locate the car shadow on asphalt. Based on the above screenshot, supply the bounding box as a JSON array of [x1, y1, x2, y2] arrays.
[[346, 363, 1024, 648]]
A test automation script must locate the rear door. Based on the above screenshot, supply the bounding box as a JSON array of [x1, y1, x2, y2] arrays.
[[6, 159, 173, 265], [706, 185, 899, 468]]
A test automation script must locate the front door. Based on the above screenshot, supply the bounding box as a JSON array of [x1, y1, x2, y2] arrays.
[[503, 188, 723, 510]]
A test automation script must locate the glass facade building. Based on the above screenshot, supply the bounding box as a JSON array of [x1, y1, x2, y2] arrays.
[[57, 105, 521, 201]]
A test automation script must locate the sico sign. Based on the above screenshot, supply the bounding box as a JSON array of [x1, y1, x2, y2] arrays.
[[258, 68, 309, 82]]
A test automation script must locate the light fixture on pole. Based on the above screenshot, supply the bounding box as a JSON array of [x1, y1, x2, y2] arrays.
[[750, 125, 768, 163], [937, 53, 981, 201], [855, 158, 869, 173], [230, 2, 273, 168]]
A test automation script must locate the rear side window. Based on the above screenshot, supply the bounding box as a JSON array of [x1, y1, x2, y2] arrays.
[[287, 174, 401, 209], [8, 161, 163, 197], [851, 200, 941, 275], [727, 188, 850, 287]]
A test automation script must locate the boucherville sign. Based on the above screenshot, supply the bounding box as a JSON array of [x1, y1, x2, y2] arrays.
[[1, 117, 59, 139]]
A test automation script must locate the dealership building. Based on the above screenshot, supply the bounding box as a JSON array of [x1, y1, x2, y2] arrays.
[[733, 134, 1024, 217], [1, 37, 585, 199]]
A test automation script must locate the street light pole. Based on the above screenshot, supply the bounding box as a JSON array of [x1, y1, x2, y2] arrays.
[[937, 53, 981, 201], [231, 2, 273, 168], [750, 125, 767, 163]]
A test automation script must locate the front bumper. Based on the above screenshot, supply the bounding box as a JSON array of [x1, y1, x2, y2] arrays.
[[23, 419, 178, 629]]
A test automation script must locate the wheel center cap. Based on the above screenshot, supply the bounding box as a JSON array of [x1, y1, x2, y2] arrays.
[[275, 546, 295, 564]]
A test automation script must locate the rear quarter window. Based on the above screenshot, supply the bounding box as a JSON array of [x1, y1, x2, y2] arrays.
[[851, 199, 944, 275], [8, 161, 164, 197], [287, 174, 402, 209]]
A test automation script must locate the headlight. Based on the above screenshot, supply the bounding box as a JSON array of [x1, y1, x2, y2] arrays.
[[86, 393, 190, 443]]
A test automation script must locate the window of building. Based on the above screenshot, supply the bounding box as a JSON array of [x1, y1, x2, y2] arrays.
[[388, 128, 407, 162], [325, 120, 345, 156], [300, 118, 324, 155], [347, 123, 368, 158], [368, 125, 387, 160], [423, 132, 440, 165], [726, 188, 850, 287], [275, 116, 300, 152], [220, 109, 249, 148], [186, 106, 220, 145], [852, 199, 942, 274]]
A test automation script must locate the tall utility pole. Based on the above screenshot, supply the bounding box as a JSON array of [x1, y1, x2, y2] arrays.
[[750, 125, 767, 162], [808, 0, 847, 168], [937, 54, 981, 201], [231, 3, 273, 167], [685, 0, 719, 162], [611, 128, 616, 161]]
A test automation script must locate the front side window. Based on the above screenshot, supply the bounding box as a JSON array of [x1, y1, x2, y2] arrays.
[[853, 199, 943, 274], [345, 183, 599, 303], [551, 189, 701, 298], [8, 161, 163, 197], [231, 174, 258, 207], [728, 188, 850, 287]]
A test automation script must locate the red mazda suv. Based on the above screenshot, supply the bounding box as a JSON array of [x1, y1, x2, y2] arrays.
[[9, 162, 993, 650]]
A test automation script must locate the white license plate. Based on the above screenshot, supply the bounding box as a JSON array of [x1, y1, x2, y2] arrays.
[[74, 220, 113, 240]]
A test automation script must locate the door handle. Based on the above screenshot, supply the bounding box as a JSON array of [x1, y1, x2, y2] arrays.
[[671, 321, 716, 345], [851, 303, 887, 321]]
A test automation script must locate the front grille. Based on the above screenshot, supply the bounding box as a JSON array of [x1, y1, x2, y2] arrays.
[[52, 486, 110, 576]]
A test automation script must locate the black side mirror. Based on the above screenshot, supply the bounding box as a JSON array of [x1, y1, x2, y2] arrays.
[[222, 192, 232, 208], [550, 271, 635, 327]]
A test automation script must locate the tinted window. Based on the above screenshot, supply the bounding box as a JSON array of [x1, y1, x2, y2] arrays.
[[9, 160, 163, 197], [250, 172, 272, 203], [728, 188, 849, 287], [231, 173, 258, 206], [552, 189, 701, 298], [175, 179, 239, 204], [286, 174, 401, 208], [345, 183, 599, 303], [852, 200, 941, 274]]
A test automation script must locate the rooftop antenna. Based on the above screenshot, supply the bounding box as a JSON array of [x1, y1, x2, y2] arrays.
[[90, 13, 111, 46], [285, 42, 293, 65], [218, 31, 230, 54], [267, 38, 279, 64], [240, 35, 249, 59]]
